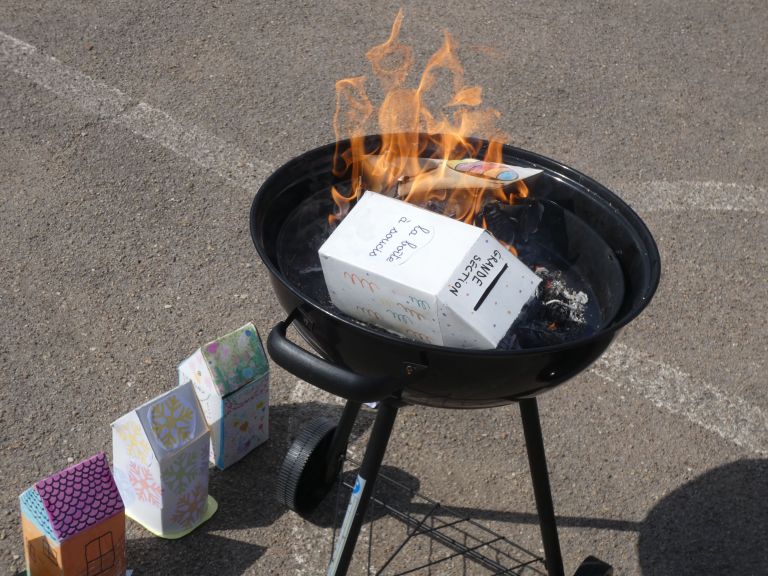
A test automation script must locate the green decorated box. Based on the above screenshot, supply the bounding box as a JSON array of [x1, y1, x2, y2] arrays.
[[178, 323, 269, 469]]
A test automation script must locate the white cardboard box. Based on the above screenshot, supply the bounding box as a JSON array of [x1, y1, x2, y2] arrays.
[[178, 322, 269, 470], [111, 382, 216, 538], [319, 191, 541, 349]]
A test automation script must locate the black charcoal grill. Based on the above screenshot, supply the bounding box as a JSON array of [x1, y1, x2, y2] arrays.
[[250, 135, 660, 576]]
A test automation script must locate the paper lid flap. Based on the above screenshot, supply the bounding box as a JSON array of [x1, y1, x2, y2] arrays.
[[136, 382, 207, 458], [200, 323, 269, 397]]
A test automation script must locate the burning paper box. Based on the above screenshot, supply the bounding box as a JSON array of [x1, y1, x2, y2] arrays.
[[320, 191, 541, 349], [178, 322, 269, 470], [361, 156, 543, 199], [111, 382, 217, 538], [20, 452, 126, 576]]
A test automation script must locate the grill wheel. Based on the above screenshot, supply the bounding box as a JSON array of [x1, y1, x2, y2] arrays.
[[275, 417, 341, 517]]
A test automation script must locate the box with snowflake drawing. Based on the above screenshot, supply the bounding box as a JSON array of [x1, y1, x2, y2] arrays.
[[178, 322, 269, 469], [111, 381, 217, 538]]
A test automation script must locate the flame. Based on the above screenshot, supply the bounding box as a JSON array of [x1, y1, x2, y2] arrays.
[[330, 9, 528, 230]]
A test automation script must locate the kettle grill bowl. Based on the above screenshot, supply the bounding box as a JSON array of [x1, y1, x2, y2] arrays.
[[250, 135, 660, 407]]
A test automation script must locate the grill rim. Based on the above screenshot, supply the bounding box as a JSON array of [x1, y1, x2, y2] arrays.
[[250, 134, 661, 358]]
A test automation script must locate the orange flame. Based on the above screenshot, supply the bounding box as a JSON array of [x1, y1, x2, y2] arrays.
[[330, 9, 527, 229]]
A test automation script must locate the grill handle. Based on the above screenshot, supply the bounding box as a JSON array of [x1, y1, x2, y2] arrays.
[[267, 317, 407, 403]]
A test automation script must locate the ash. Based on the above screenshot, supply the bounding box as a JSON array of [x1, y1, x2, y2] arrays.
[[535, 266, 589, 325], [496, 267, 593, 350]]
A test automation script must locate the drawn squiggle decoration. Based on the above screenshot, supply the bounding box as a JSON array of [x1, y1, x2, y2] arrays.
[[396, 302, 426, 320], [344, 272, 378, 293], [356, 306, 382, 320], [386, 310, 413, 325]]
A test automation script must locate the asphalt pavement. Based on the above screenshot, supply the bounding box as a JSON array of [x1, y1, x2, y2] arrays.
[[1, 1, 766, 574]]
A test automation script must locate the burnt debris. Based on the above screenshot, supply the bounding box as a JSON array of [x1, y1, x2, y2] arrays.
[[477, 199, 544, 247], [498, 266, 591, 350]]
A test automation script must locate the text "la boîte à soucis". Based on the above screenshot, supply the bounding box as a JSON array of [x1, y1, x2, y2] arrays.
[[368, 217, 432, 263]]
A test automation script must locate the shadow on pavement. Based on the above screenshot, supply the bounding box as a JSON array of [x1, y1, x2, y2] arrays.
[[204, 400, 375, 531], [638, 458, 768, 576], [127, 533, 265, 576], [303, 458, 767, 576], [304, 465, 422, 529], [122, 402, 766, 575], [123, 400, 375, 574]]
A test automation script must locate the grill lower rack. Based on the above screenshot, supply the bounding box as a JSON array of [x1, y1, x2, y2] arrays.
[[331, 457, 546, 576], [275, 403, 615, 576]]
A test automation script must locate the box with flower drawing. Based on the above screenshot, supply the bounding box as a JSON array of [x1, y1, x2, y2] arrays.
[[111, 382, 217, 538], [178, 322, 269, 470]]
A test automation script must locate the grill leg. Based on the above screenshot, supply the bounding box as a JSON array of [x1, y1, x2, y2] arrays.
[[520, 398, 565, 576], [324, 401, 362, 485], [326, 400, 399, 576]]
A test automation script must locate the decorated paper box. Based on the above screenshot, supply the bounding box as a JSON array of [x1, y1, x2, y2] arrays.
[[20, 452, 126, 576], [111, 382, 217, 538], [178, 322, 269, 470], [361, 156, 543, 199], [319, 191, 541, 349]]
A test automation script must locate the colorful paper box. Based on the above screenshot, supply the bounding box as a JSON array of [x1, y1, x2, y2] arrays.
[[178, 322, 269, 470], [20, 452, 126, 576], [111, 382, 217, 538], [319, 191, 542, 349], [361, 155, 542, 198]]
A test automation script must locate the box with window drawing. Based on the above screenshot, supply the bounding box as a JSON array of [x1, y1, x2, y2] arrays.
[[20, 453, 126, 575]]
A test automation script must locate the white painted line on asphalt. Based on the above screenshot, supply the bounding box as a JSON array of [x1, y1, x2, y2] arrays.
[[0, 30, 271, 189], [116, 103, 271, 190], [0, 31, 130, 117], [626, 180, 766, 215], [2, 30, 766, 456], [592, 343, 768, 455], [5, 30, 764, 211]]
